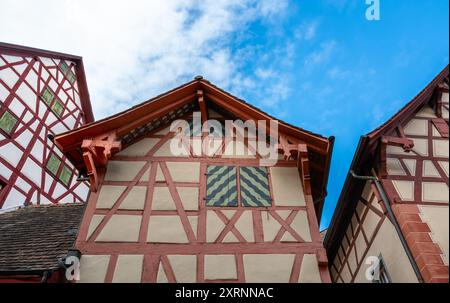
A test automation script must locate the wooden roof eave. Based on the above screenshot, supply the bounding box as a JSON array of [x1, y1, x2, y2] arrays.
[[323, 136, 370, 259], [200, 81, 331, 155], [55, 79, 332, 163], [366, 65, 449, 146]]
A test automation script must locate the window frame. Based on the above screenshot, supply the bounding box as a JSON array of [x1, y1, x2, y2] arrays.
[[371, 255, 392, 283], [59, 61, 77, 84], [0, 104, 20, 138], [40, 86, 65, 118], [205, 164, 274, 209], [44, 152, 73, 188]]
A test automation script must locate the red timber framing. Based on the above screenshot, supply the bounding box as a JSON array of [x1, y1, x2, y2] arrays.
[[54, 77, 334, 283], [325, 65, 449, 283], [54, 76, 334, 221], [0, 42, 94, 209]]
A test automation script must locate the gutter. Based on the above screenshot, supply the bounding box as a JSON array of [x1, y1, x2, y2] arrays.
[[349, 170, 424, 283]]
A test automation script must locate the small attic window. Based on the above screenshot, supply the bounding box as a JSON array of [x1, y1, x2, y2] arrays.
[[0, 109, 19, 136], [40, 87, 64, 118], [60, 61, 76, 84]]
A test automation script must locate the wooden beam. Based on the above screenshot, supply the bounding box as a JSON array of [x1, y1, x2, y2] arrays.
[[197, 90, 208, 125]]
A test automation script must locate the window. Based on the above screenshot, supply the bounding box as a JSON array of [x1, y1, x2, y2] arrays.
[[59, 165, 72, 186], [40, 87, 65, 117], [60, 61, 76, 84], [46, 153, 72, 187], [372, 256, 391, 283], [239, 166, 272, 207], [205, 165, 272, 207], [206, 166, 237, 207], [0, 110, 18, 136], [46, 153, 62, 175]]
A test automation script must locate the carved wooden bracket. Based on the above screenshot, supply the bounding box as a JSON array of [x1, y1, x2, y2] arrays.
[[277, 135, 299, 160], [381, 135, 414, 151], [277, 135, 312, 196], [81, 131, 122, 192], [297, 143, 312, 196], [380, 135, 414, 178]]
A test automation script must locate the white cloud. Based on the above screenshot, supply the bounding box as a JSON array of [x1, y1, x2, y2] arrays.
[[295, 20, 320, 41], [304, 40, 337, 70], [0, 0, 288, 119]]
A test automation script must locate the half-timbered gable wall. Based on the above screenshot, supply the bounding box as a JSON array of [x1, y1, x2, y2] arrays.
[[75, 108, 331, 283], [329, 181, 418, 283], [382, 89, 449, 282], [326, 67, 449, 283], [0, 44, 93, 210]]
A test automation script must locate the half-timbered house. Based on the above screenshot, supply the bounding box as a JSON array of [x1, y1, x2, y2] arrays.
[[0, 43, 94, 210], [54, 77, 334, 283], [324, 65, 449, 283]]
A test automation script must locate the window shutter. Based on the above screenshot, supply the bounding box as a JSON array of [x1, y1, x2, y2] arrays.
[[205, 166, 237, 207], [239, 166, 272, 207]]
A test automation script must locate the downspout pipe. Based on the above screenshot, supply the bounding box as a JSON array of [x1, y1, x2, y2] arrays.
[[349, 170, 424, 283]]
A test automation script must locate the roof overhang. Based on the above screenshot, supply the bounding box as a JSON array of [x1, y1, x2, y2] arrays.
[[54, 78, 334, 222]]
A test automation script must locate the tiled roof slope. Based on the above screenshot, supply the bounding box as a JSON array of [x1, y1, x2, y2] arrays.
[[0, 203, 85, 272]]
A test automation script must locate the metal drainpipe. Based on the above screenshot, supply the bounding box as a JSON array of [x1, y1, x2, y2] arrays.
[[349, 170, 424, 283]]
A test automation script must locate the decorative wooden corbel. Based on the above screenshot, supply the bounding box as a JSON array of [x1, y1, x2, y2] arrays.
[[81, 131, 122, 192], [379, 135, 414, 178], [381, 135, 414, 151], [277, 135, 299, 160], [297, 143, 312, 196]]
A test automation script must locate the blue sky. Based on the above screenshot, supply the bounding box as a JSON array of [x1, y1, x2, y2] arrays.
[[1, 0, 448, 229]]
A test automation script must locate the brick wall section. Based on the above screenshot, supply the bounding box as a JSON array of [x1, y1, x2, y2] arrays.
[[392, 204, 449, 283]]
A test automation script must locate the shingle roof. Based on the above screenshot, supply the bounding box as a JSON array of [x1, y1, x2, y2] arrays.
[[0, 203, 85, 273]]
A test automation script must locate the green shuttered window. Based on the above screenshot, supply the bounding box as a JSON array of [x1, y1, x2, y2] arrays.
[[206, 166, 238, 207], [239, 166, 272, 207], [46, 153, 73, 187], [41, 87, 64, 118], [60, 61, 76, 84], [46, 153, 61, 176], [0, 111, 18, 135], [205, 165, 272, 207], [41, 87, 54, 106], [59, 165, 72, 186]]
